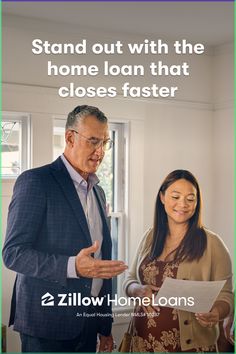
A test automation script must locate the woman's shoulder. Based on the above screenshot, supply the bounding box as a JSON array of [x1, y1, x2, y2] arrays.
[[138, 227, 154, 253], [203, 227, 229, 252], [204, 227, 220, 239]]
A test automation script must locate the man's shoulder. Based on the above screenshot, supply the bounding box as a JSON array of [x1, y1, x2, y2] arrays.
[[14, 159, 64, 190], [17, 165, 51, 183], [18, 158, 61, 180]]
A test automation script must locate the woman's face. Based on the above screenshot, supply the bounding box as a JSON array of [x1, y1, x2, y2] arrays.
[[160, 178, 197, 226]]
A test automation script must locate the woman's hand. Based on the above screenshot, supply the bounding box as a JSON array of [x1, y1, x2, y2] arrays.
[[195, 301, 230, 328], [97, 334, 114, 352], [195, 307, 219, 327], [127, 283, 160, 316], [223, 315, 234, 345], [127, 283, 159, 298]]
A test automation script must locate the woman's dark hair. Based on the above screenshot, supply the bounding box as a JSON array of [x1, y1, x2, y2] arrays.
[[150, 169, 207, 262]]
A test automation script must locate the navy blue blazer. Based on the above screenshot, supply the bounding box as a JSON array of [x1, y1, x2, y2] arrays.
[[2, 157, 113, 340]]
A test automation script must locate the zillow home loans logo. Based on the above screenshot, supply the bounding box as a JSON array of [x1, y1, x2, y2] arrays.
[[41, 292, 195, 308], [41, 292, 55, 306]]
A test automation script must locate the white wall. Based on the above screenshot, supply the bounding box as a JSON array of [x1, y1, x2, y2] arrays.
[[211, 43, 234, 256], [143, 104, 214, 231], [3, 14, 212, 103], [2, 13, 233, 352]]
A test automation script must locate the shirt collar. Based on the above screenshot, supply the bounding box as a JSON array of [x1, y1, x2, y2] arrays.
[[60, 154, 99, 189]]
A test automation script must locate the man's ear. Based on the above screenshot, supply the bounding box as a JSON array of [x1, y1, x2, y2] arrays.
[[65, 130, 74, 147], [160, 192, 165, 205]]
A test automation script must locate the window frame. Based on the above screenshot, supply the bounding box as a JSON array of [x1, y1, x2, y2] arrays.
[[109, 122, 124, 213], [1, 111, 31, 179], [108, 123, 127, 298]]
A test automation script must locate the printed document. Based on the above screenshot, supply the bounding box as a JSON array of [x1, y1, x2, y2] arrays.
[[154, 277, 226, 312]]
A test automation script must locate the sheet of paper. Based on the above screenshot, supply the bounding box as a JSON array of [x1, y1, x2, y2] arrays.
[[154, 277, 226, 313]]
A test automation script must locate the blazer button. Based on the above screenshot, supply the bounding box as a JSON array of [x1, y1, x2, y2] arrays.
[[184, 320, 189, 325], [186, 339, 192, 344]]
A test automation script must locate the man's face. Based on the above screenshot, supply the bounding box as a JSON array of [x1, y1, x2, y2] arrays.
[[65, 115, 109, 175]]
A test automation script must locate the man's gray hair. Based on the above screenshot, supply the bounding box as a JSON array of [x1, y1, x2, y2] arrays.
[[66, 105, 108, 130]]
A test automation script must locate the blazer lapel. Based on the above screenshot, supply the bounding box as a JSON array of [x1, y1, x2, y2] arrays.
[[93, 185, 110, 232], [50, 158, 91, 244], [93, 186, 112, 258]]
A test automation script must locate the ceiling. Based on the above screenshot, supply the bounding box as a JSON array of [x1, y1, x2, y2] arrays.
[[2, 1, 234, 46]]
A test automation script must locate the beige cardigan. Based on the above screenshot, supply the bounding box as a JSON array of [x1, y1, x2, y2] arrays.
[[123, 228, 233, 351]]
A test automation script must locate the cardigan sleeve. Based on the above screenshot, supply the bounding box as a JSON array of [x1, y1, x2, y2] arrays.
[[210, 233, 234, 314], [123, 228, 153, 296]]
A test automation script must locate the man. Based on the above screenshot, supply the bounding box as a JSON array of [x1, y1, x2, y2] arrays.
[[3, 105, 127, 352]]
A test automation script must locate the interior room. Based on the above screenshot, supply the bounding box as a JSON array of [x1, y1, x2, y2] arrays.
[[2, 1, 234, 352]]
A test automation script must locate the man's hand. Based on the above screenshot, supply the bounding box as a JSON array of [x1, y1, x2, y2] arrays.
[[98, 334, 114, 352], [75, 241, 128, 278]]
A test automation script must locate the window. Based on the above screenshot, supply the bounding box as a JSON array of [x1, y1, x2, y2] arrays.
[[1, 112, 31, 178], [53, 119, 126, 298], [53, 119, 66, 160], [98, 123, 126, 298]]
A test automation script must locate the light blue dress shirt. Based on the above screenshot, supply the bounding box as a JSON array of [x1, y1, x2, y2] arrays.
[[61, 154, 104, 296]]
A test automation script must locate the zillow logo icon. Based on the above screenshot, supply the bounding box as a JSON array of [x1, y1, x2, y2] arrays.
[[41, 292, 54, 306]]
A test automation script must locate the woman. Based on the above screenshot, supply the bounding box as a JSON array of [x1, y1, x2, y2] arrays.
[[123, 170, 233, 352]]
